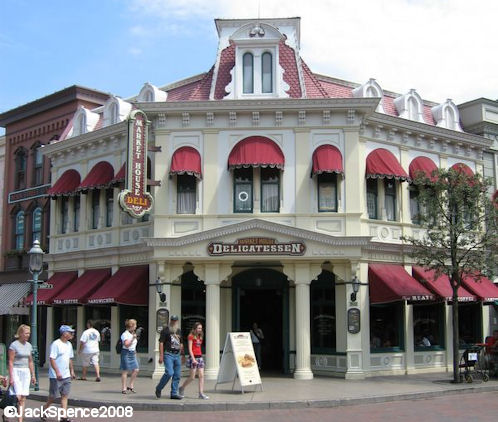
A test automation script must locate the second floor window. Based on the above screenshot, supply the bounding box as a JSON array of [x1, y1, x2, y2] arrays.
[[243, 53, 254, 94], [367, 179, 378, 219], [32, 207, 42, 242], [234, 168, 253, 213], [410, 187, 420, 224], [91, 190, 100, 230], [106, 189, 114, 227], [73, 196, 80, 232], [15, 211, 24, 250], [261, 52, 273, 93], [318, 173, 338, 212], [384, 180, 396, 221], [15, 148, 27, 190], [177, 175, 196, 214], [61, 197, 69, 234], [261, 168, 280, 212], [33, 145, 43, 186]]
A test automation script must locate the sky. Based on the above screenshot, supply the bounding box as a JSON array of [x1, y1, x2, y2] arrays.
[[1, 0, 498, 136]]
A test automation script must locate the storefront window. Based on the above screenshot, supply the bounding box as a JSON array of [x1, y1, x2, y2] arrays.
[[85, 306, 112, 351], [458, 303, 482, 347], [177, 175, 196, 214], [310, 271, 336, 353], [181, 271, 206, 348], [318, 173, 337, 212], [119, 305, 148, 353], [53, 306, 78, 349], [413, 303, 444, 350], [234, 168, 253, 213], [370, 303, 404, 352], [261, 168, 280, 212], [367, 179, 378, 219]]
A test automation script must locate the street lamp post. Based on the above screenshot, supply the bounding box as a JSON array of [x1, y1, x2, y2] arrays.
[[28, 239, 44, 391]]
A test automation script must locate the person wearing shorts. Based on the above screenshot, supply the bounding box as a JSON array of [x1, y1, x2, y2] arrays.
[[42, 325, 76, 422], [8, 324, 36, 422], [178, 322, 208, 399], [78, 320, 101, 382]]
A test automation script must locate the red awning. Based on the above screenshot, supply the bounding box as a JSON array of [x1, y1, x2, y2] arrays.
[[366, 148, 409, 181], [52, 269, 111, 305], [87, 265, 149, 305], [461, 273, 498, 302], [47, 170, 81, 197], [25, 272, 78, 305], [311, 144, 344, 176], [228, 136, 284, 170], [170, 146, 202, 179], [412, 267, 476, 302], [112, 163, 126, 184], [78, 161, 115, 191], [450, 162, 474, 176], [369, 264, 435, 304], [409, 156, 438, 182]]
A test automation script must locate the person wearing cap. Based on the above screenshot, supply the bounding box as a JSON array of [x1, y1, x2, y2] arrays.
[[41, 325, 76, 422], [155, 315, 183, 400]]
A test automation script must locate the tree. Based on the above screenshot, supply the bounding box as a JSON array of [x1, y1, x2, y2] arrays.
[[402, 166, 497, 383]]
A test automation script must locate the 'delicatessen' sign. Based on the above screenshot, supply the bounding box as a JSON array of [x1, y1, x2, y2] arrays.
[[208, 237, 305, 256], [118, 110, 154, 218]]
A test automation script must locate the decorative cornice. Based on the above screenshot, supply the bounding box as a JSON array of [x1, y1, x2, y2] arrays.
[[144, 218, 371, 248]]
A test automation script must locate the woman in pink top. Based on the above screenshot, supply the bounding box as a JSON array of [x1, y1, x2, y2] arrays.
[[178, 322, 208, 399]]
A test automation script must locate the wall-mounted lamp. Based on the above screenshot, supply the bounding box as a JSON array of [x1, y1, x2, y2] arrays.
[[150, 278, 167, 303], [350, 275, 360, 302]]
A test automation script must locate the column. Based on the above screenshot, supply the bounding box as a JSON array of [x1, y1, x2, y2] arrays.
[[294, 264, 313, 380], [110, 306, 120, 369], [45, 307, 54, 364], [444, 302, 453, 371], [203, 264, 221, 380], [405, 302, 415, 373]]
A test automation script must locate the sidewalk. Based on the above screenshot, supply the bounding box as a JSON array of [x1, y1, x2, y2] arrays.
[[29, 369, 498, 412]]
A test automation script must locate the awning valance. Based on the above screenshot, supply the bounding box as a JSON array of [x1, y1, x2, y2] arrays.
[[412, 267, 476, 302], [87, 265, 149, 306], [461, 273, 498, 302], [77, 161, 115, 191], [450, 162, 474, 177], [52, 269, 111, 305], [170, 146, 202, 179], [228, 136, 284, 170], [47, 170, 81, 197], [409, 156, 438, 182], [311, 144, 343, 176], [0, 283, 31, 315], [366, 148, 409, 181], [25, 272, 78, 305], [369, 264, 435, 304]]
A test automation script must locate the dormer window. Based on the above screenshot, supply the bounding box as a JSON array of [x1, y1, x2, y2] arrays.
[[352, 79, 385, 113], [103, 97, 131, 127], [394, 89, 425, 123], [78, 114, 86, 135], [243, 53, 254, 93], [137, 82, 167, 102], [431, 99, 463, 131], [262, 52, 273, 93], [110, 102, 119, 125], [145, 90, 154, 102]]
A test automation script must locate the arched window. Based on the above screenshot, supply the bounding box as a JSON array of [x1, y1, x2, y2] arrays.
[[33, 144, 43, 186], [78, 114, 86, 135], [15, 148, 27, 190], [177, 175, 196, 214], [32, 207, 42, 242], [145, 90, 154, 102], [261, 52, 273, 93], [408, 97, 419, 121], [445, 107, 455, 130], [243, 53, 254, 94], [15, 211, 25, 250]]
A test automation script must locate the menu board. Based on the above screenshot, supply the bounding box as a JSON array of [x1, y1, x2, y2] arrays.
[[216, 332, 262, 393]]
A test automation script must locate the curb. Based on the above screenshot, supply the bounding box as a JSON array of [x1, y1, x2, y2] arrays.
[[28, 383, 498, 412]]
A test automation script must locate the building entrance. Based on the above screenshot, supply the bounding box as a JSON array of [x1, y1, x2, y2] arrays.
[[232, 269, 289, 374]]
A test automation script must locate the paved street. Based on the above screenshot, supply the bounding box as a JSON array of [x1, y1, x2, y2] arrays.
[[8, 391, 497, 422]]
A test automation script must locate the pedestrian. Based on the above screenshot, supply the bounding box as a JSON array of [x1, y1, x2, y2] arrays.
[[120, 319, 139, 394], [250, 322, 264, 370], [41, 325, 76, 422], [78, 320, 101, 382], [154, 315, 183, 400], [178, 322, 208, 399], [8, 324, 36, 422]]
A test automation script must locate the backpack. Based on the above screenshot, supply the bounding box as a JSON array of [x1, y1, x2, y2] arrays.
[[115, 338, 123, 354]]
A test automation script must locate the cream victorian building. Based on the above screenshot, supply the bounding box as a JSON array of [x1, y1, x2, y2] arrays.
[[40, 18, 497, 380]]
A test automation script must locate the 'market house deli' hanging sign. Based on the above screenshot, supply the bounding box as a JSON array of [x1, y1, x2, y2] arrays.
[[208, 237, 306, 256], [118, 110, 154, 218]]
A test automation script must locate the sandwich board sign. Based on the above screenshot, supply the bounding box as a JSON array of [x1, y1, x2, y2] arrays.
[[215, 332, 262, 393]]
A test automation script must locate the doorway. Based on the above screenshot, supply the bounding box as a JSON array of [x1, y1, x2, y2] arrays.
[[232, 268, 289, 374]]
